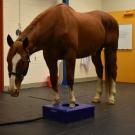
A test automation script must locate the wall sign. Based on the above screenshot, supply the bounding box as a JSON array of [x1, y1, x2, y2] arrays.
[[118, 24, 132, 49]]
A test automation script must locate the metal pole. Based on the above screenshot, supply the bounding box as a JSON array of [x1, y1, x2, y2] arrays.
[[61, 0, 69, 87], [63, 0, 69, 5]]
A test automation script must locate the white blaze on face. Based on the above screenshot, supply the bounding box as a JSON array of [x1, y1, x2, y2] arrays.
[[9, 53, 21, 91]]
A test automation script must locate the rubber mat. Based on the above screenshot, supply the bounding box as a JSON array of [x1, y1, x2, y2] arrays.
[[0, 87, 54, 125], [0, 82, 96, 125]]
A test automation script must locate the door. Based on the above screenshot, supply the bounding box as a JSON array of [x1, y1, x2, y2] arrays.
[[0, 0, 3, 92]]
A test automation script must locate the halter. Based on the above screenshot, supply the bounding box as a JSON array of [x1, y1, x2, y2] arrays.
[[8, 51, 31, 79], [8, 72, 24, 80]]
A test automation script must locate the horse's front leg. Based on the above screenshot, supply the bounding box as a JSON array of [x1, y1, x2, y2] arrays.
[[65, 55, 76, 108], [49, 61, 60, 105], [44, 54, 60, 105]]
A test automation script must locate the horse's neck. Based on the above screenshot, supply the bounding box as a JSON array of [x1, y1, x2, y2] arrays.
[[17, 34, 36, 55], [18, 7, 56, 55], [18, 26, 44, 54]]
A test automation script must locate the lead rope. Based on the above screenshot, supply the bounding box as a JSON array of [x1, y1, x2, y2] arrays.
[[16, 0, 21, 36]]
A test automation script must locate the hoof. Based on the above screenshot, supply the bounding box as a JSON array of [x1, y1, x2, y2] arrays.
[[69, 101, 76, 108], [107, 99, 115, 105], [92, 98, 101, 103], [53, 99, 60, 106]]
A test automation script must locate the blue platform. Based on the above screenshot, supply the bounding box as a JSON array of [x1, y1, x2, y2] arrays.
[[42, 103, 95, 123]]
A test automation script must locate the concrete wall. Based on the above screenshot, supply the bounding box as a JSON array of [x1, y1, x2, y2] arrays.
[[4, 0, 102, 88]]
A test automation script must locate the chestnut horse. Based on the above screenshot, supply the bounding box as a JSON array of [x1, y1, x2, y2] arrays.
[[7, 4, 119, 107]]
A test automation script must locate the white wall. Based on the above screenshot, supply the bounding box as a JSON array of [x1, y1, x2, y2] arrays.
[[70, 0, 102, 12], [4, 0, 58, 86], [4, 0, 102, 87], [102, 0, 135, 11]]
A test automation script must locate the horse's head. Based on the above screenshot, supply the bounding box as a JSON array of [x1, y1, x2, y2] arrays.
[[7, 34, 30, 97]]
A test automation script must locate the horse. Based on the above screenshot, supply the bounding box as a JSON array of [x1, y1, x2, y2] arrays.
[[7, 4, 119, 107]]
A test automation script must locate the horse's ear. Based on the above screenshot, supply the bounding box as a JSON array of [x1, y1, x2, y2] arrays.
[[23, 37, 29, 49], [7, 34, 14, 47]]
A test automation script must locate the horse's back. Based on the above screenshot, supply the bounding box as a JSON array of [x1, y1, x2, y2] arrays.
[[53, 4, 78, 36], [89, 11, 119, 32], [51, 5, 119, 57], [24, 4, 118, 58], [89, 11, 119, 50]]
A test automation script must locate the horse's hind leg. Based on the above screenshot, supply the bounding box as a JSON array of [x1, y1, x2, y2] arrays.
[[43, 53, 60, 105], [91, 50, 103, 103], [65, 50, 76, 108]]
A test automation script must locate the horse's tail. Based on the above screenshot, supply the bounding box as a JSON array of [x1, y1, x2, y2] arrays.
[[101, 12, 119, 95], [104, 45, 118, 95]]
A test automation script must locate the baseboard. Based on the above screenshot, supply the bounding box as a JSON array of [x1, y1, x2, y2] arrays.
[[4, 77, 97, 92], [74, 77, 97, 83]]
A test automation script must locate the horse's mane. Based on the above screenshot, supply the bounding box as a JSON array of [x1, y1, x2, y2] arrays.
[[17, 4, 75, 41]]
